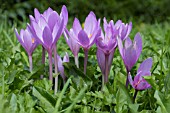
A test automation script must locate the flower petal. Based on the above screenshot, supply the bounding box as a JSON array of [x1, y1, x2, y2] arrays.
[[84, 11, 97, 35], [42, 26, 53, 50], [134, 32, 142, 59], [63, 52, 69, 62], [78, 30, 89, 48], [60, 5, 68, 26], [97, 48, 105, 75], [128, 72, 135, 89], [124, 37, 132, 49], [137, 58, 153, 74], [34, 8, 41, 21], [117, 37, 124, 58], [73, 18, 82, 36], [48, 11, 60, 31]]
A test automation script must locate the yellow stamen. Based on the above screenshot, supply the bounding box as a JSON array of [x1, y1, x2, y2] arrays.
[[88, 34, 92, 38], [32, 38, 35, 43]]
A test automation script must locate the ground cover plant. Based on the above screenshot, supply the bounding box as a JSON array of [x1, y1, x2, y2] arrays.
[[0, 5, 170, 113]]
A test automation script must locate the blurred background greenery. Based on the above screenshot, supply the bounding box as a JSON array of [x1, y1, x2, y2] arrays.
[[0, 0, 170, 25]]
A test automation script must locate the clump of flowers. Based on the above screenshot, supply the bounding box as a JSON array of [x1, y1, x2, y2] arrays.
[[15, 5, 153, 98]]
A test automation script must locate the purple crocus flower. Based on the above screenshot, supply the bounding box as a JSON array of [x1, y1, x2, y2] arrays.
[[57, 52, 69, 82], [96, 18, 118, 84], [64, 24, 80, 68], [70, 12, 101, 74], [15, 25, 38, 72], [117, 33, 142, 86], [128, 58, 152, 103], [128, 58, 152, 90], [29, 6, 67, 85]]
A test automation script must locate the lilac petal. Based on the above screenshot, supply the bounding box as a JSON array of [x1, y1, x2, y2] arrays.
[[134, 33, 142, 59], [63, 52, 69, 62], [42, 26, 53, 49], [60, 5, 68, 26], [124, 37, 132, 49], [84, 11, 97, 35], [115, 20, 122, 29], [78, 30, 89, 48], [124, 45, 137, 72], [108, 38, 117, 53], [53, 18, 64, 46], [31, 21, 43, 42], [97, 48, 105, 75], [125, 22, 132, 39], [137, 58, 153, 74], [68, 35, 80, 56], [34, 8, 41, 21], [89, 28, 101, 48], [29, 15, 35, 22], [128, 72, 135, 88], [14, 28, 24, 46], [103, 17, 108, 32], [73, 18, 82, 36], [38, 16, 48, 29], [43, 7, 53, 20], [57, 55, 65, 80], [136, 79, 151, 90], [108, 50, 115, 72], [96, 36, 108, 51], [23, 29, 32, 52], [48, 11, 60, 31], [117, 37, 124, 58]]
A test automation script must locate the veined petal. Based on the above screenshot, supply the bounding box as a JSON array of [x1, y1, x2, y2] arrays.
[[73, 18, 82, 36], [23, 29, 32, 51], [31, 20, 43, 42], [60, 5, 68, 26], [103, 17, 108, 32], [124, 37, 132, 49], [128, 72, 135, 89], [14, 28, 24, 45], [117, 37, 124, 58], [42, 26, 53, 49], [48, 11, 60, 31], [84, 11, 97, 35], [34, 8, 41, 21], [97, 48, 105, 75], [57, 54, 66, 80], [78, 30, 89, 48], [137, 58, 152, 74], [134, 32, 142, 59], [124, 45, 137, 71], [108, 50, 115, 72]]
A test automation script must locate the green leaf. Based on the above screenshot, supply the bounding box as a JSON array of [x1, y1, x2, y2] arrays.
[[32, 86, 56, 112], [10, 93, 17, 112]]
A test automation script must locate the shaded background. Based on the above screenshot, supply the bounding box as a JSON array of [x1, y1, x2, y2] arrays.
[[0, 0, 170, 24]]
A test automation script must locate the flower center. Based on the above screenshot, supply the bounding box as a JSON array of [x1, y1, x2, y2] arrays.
[[32, 38, 35, 43], [88, 34, 92, 38]]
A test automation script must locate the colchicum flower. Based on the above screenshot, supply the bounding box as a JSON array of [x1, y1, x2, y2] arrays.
[[15, 26, 38, 72], [70, 12, 101, 74], [117, 33, 142, 86], [29, 6, 67, 89], [128, 58, 152, 102], [96, 18, 118, 84], [64, 21, 80, 68], [57, 52, 69, 82], [128, 58, 152, 90]]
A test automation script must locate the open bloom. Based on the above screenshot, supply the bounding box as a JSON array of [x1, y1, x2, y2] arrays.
[[74, 11, 101, 49], [128, 58, 153, 90], [14, 26, 38, 56], [117, 33, 142, 72], [57, 53, 69, 81], [29, 6, 68, 53]]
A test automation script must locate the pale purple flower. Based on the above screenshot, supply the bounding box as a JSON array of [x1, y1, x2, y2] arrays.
[[76, 12, 101, 49], [57, 53, 69, 81], [15, 26, 38, 56], [96, 18, 119, 84], [29, 8, 65, 53], [128, 58, 152, 90], [117, 33, 142, 72], [15, 25, 38, 72]]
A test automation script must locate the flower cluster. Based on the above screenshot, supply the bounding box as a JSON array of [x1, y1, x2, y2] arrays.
[[15, 6, 153, 95]]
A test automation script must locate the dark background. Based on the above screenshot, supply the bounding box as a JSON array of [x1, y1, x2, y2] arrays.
[[0, 0, 170, 24]]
